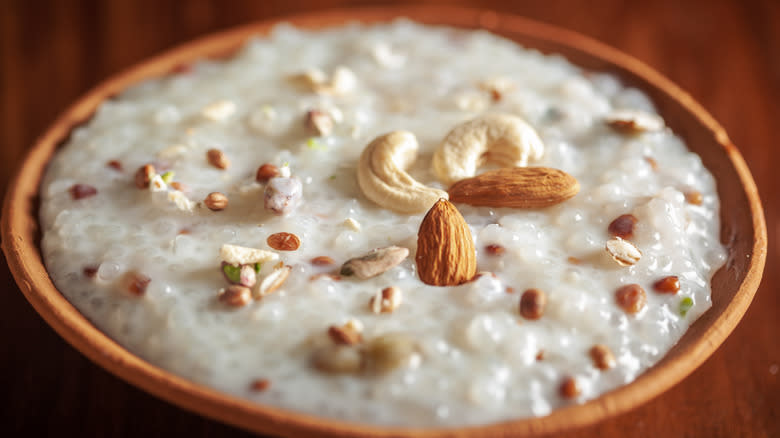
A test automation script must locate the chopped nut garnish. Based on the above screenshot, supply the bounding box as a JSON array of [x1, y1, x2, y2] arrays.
[[608, 214, 638, 239], [644, 156, 658, 171], [238, 264, 257, 288], [606, 237, 642, 266], [329, 66, 357, 95], [370, 43, 405, 69], [484, 244, 505, 256], [167, 191, 196, 212], [685, 190, 703, 205], [304, 109, 334, 136], [567, 256, 583, 265], [204, 192, 228, 211], [264, 176, 302, 215], [311, 256, 336, 266], [340, 246, 409, 279], [286, 68, 328, 90], [328, 323, 363, 346], [309, 273, 342, 281], [207, 148, 230, 170], [369, 286, 403, 314], [218, 285, 252, 307], [605, 109, 665, 133], [505, 286, 515, 294], [589, 344, 616, 370], [615, 284, 647, 314], [201, 100, 236, 122], [121, 271, 151, 297], [478, 76, 515, 100], [474, 271, 497, 280], [653, 275, 680, 294], [250, 379, 271, 392], [222, 262, 257, 285], [267, 232, 301, 251], [135, 164, 156, 189], [535, 350, 545, 361], [149, 174, 167, 192], [157, 144, 188, 160], [107, 160, 122, 171], [169, 181, 188, 192], [254, 265, 291, 299], [519, 288, 546, 320], [69, 184, 97, 200], [343, 218, 361, 232], [220, 244, 278, 267], [559, 376, 581, 399], [255, 163, 280, 182], [83, 265, 99, 278], [287, 66, 356, 96]]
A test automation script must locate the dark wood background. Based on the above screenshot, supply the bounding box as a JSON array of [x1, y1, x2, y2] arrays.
[[1, 0, 777, 436]]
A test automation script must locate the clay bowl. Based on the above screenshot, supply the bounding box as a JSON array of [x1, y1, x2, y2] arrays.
[[1, 5, 767, 438]]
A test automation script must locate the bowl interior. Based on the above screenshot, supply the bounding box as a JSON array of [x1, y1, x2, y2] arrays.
[[1, 6, 766, 438]]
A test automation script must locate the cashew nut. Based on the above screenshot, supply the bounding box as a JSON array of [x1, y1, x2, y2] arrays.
[[432, 113, 544, 185], [357, 131, 449, 213]]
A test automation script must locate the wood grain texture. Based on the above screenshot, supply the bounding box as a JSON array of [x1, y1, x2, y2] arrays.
[[0, 0, 777, 437]]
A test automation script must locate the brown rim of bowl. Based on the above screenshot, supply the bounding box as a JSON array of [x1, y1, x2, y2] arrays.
[[1, 5, 767, 438]]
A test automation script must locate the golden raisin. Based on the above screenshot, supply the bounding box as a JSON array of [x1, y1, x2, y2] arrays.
[[608, 214, 638, 239], [653, 276, 680, 294], [519, 288, 546, 320], [615, 284, 647, 314], [250, 379, 271, 392], [589, 344, 616, 370], [559, 376, 581, 399]]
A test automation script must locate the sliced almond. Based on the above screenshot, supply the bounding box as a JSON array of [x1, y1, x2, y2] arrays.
[[253, 265, 291, 299], [605, 109, 664, 133], [605, 237, 642, 266], [448, 167, 579, 209], [415, 199, 476, 286]]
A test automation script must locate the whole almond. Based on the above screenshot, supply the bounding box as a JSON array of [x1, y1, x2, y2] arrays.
[[447, 167, 579, 208], [416, 198, 476, 286]]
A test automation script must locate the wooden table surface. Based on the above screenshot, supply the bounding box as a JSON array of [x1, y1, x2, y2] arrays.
[[1, 0, 777, 436]]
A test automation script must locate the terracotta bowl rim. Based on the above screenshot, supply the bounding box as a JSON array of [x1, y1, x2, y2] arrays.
[[1, 5, 767, 438]]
